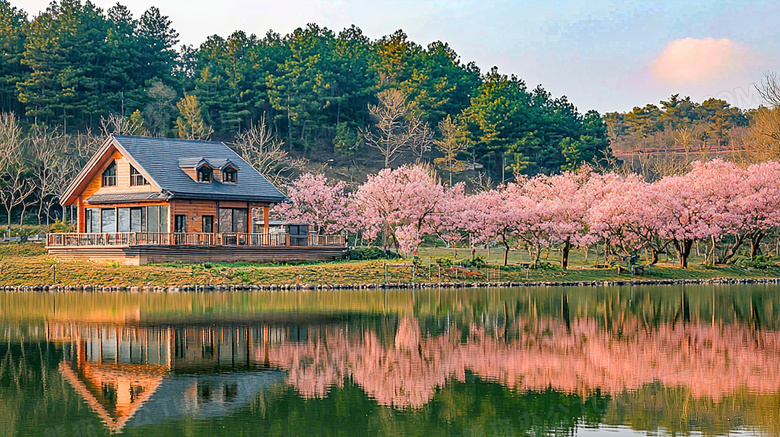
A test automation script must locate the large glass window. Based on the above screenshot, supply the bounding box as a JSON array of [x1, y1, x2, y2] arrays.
[[148, 206, 159, 233], [86, 206, 148, 233], [146, 206, 169, 233], [233, 208, 247, 233], [130, 207, 144, 232], [85, 208, 100, 233], [160, 206, 168, 232], [101, 209, 116, 233], [102, 161, 117, 186], [218, 208, 248, 233], [117, 208, 131, 232], [218, 208, 232, 233]]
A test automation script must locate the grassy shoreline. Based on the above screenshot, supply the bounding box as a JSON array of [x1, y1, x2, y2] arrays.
[[3, 243, 780, 288]]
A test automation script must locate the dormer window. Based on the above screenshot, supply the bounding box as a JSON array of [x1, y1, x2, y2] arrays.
[[222, 167, 237, 183], [130, 165, 149, 186], [102, 161, 116, 186], [197, 166, 213, 182]]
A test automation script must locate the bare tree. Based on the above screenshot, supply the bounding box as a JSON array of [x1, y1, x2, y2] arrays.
[[68, 129, 103, 164], [232, 117, 306, 187], [28, 127, 77, 225], [361, 89, 432, 167], [0, 113, 35, 226], [434, 115, 470, 185], [758, 72, 780, 109], [466, 172, 495, 192], [100, 113, 144, 137], [734, 107, 780, 163]]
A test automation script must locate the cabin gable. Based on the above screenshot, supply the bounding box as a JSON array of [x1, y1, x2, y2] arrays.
[[82, 149, 162, 202]]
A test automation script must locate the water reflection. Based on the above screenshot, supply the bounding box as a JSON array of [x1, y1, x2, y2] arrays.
[[2, 285, 780, 436]]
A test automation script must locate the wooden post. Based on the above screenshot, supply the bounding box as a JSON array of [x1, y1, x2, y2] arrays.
[[246, 201, 251, 234], [77, 196, 85, 233], [263, 206, 269, 245], [216, 201, 220, 235]]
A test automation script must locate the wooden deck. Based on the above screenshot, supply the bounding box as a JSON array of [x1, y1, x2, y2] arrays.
[[46, 232, 347, 266]]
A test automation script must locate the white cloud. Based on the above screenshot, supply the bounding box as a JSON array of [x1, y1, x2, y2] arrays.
[[650, 38, 749, 85]]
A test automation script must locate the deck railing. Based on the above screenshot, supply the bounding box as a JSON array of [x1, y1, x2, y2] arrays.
[[46, 232, 344, 248]]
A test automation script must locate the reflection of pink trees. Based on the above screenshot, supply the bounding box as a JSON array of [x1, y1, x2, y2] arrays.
[[261, 318, 780, 408]]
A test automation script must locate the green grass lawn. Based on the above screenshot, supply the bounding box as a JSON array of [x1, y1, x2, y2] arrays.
[[1, 242, 779, 287]]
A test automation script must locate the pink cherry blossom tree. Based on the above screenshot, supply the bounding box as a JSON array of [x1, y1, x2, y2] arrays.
[[652, 160, 744, 268], [273, 173, 353, 234], [355, 164, 453, 254], [524, 168, 595, 269], [462, 186, 520, 266], [431, 183, 468, 256], [720, 160, 780, 261], [586, 172, 670, 264]]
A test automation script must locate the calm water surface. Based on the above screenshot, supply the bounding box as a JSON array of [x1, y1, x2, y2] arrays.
[[1, 285, 779, 436]]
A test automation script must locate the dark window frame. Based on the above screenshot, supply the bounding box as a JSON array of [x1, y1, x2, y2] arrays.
[[130, 165, 149, 186], [102, 161, 117, 186], [222, 167, 237, 183], [197, 166, 213, 183], [174, 214, 188, 233]]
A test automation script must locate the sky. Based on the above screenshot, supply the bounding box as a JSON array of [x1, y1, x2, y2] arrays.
[[15, 0, 780, 114]]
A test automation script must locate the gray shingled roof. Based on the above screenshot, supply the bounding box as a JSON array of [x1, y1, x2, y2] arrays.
[[87, 192, 169, 204], [113, 136, 286, 203]]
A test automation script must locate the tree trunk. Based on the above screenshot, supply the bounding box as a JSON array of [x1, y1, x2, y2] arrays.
[[560, 237, 572, 270], [750, 231, 765, 260], [706, 235, 716, 266], [37, 200, 44, 225], [720, 233, 746, 264], [673, 239, 694, 268], [502, 238, 510, 267], [532, 244, 541, 268], [646, 247, 660, 265]]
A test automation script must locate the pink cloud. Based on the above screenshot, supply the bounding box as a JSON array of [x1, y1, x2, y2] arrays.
[[650, 38, 749, 85]]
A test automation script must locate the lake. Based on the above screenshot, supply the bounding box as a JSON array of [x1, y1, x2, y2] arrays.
[[1, 284, 779, 436]]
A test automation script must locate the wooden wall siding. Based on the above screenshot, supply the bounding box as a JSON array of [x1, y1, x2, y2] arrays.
[[169, 199, 217, 233], [78, 149, 162, 233], [219, 200, 251, 209], [180, 166, 198, 181], [48, 246, 346, 266], [82, 150, 161, 198]]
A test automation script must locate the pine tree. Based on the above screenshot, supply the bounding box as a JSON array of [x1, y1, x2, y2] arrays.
[[176, 94, 213, 140]]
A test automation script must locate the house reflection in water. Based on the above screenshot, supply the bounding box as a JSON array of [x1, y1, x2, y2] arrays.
[[48, 323, 290, 433]]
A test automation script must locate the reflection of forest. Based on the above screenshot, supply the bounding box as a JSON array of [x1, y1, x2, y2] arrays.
[[2, 285, 780, 436], [48, 312, 780, 414], [267, 317, 780, 408]]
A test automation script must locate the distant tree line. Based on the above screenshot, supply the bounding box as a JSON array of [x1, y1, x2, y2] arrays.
[[4, 0, 780, 227], [0, 1, 611, 176], [605, 92, 780, 180]]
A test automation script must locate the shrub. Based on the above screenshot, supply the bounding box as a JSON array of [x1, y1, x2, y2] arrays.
[[740, 255, 775, 270], [434, 257, 454, 268], [458, 255, 487, 269], [346, 247, 399, 260], [49, 220, 72, 233]]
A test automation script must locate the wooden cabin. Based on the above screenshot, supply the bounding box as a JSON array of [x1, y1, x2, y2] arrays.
[[47, 135, 345, 265]]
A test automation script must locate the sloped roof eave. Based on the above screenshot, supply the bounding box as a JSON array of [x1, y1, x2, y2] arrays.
[[168, 192, 286, 203]]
